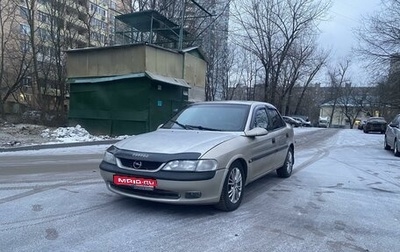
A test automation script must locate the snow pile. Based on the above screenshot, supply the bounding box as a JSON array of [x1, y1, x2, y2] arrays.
[[41, 124, 118, 143]]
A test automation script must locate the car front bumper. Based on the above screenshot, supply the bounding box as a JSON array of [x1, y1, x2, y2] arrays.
[[99, 162, 226, 205]]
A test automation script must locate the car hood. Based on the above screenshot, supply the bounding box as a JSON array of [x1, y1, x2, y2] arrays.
[[114, 129, 239, 154]]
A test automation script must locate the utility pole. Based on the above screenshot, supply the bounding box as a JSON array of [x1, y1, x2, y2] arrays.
[[178, 0, 186, 50]]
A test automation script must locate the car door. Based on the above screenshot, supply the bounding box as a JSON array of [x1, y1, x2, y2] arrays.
[[266, 108, 290, 169], [387, 115, 400, 146], [246, 106, 277, 181], [386, 115, 400, 145]]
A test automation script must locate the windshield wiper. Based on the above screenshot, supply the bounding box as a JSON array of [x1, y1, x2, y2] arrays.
[[185, 125, 221, 131], [170, 120, 221, 131], [170, 120, 188, 129]]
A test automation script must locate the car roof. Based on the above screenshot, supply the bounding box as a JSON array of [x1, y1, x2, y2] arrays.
[[191, 100, 277, 109]]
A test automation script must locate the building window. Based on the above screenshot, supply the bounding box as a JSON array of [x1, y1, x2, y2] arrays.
[[20, 39, 30, 53], [38, 11, 51, 24], [90, 18, 107, 30], [90, 3, 107, 18], [21, 77, 32, 86], [37, 28, 51, 41], [110, 0, 116, 9]]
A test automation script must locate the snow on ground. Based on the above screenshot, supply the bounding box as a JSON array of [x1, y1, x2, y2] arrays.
[[0, 123, 128, 148], [40, 125, 129, 144]]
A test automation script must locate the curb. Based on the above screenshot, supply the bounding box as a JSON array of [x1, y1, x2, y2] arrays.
[[0, 140, 118, 153]]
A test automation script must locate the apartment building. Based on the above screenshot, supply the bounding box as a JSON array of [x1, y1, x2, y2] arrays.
[[0, 0, 124, 116]]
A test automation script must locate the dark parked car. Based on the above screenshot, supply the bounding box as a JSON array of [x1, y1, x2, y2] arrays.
[[292, 116, 312, 127], [363, 117, 387, 134], [283, 116, 301, 127], [99, 101, 294, 211], [384, 114, 400, 156]]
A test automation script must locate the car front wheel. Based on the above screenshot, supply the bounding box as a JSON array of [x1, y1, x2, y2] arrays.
[[215, 161, 244, 211], [384, 136, 391, 150], [395, 140, 400, 157], [276, 148, 294, 178]]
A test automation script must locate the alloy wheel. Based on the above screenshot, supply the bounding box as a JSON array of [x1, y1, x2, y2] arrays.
[[227, 167, 243, 204]]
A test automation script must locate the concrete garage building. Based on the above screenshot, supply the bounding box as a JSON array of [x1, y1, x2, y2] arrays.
[[66, 10, 207, 136], [66, 43, 207, 136]]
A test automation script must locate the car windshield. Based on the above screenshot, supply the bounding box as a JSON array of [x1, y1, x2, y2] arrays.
[[368, 117, 385, 122], [162, 104, 250, 131]]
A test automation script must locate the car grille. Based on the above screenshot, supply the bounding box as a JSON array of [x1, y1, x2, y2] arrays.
[[110, 184, 180, 199], [119, 158, 163, 171], [366, 123, 386, 130]]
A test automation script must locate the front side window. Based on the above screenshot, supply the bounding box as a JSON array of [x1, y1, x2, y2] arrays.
[[253, 108, 268, 129], [267, 108, 286, 130]]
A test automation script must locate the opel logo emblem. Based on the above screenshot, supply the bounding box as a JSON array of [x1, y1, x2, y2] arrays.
[[132, 160, 142, 169]]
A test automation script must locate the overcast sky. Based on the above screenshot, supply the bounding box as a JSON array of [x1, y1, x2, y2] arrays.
[[317, 0, 382, 84]]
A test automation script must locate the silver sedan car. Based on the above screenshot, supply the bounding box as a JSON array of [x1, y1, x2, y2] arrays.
[[99, 101, 295, 211], [385, 113, 400, 156]]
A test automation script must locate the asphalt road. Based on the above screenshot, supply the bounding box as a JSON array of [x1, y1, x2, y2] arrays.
[[0, 128, 399, 252]]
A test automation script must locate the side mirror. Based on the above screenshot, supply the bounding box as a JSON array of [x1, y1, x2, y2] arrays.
[[244, 127, 268, 137]]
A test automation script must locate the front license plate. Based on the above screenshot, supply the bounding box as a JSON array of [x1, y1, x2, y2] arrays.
[[113, 175, 157, 189]]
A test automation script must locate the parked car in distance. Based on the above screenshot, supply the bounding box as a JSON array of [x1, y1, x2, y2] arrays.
[[384, 114, 400, 156], [358, 120, 366, 130], [99, 101, 295, 211], [317, 117, 329, 128], [283, 116, 301, 127], [291, 116, 312, 127], [363, 117, 387, 134]]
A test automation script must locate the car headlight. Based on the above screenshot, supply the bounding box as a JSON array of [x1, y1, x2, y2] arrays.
[[103, 146, 117, 165], [162, 160, 218, 172]]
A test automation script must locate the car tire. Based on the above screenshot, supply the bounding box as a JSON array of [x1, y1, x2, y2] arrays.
[[276, 148, 294, 178], [215, 161, 244, 212], [384, 136, 391, 150], [394, 140, 400, 157]]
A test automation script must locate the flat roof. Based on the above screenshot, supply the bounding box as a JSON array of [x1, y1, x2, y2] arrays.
[[115, 10, 190, 43], [68, 71, 191, 88]]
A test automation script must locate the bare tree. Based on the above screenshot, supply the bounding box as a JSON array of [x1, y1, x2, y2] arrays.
[[222, 44, 261, 100], [279, 40, 328, 115], [41, 0, 84, 120], [291, 48, 328, 116], [14, 0, 84, 123], [0, 0, 32, 118], [337, 85, 368, 129], [355, 0, 400, 110], [230, 0, 331, 107], [326, 60, 351, 127]]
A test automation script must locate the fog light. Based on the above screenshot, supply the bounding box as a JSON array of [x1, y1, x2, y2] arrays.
[[185, 191, 202, 199]]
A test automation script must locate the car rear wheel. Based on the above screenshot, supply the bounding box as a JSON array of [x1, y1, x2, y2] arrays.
[[384, 136, 391, 150], [215, 161, 244, 211], [276, 148, 294, 178]]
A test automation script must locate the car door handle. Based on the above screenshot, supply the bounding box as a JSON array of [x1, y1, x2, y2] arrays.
[[272, 138, 276, 144]]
